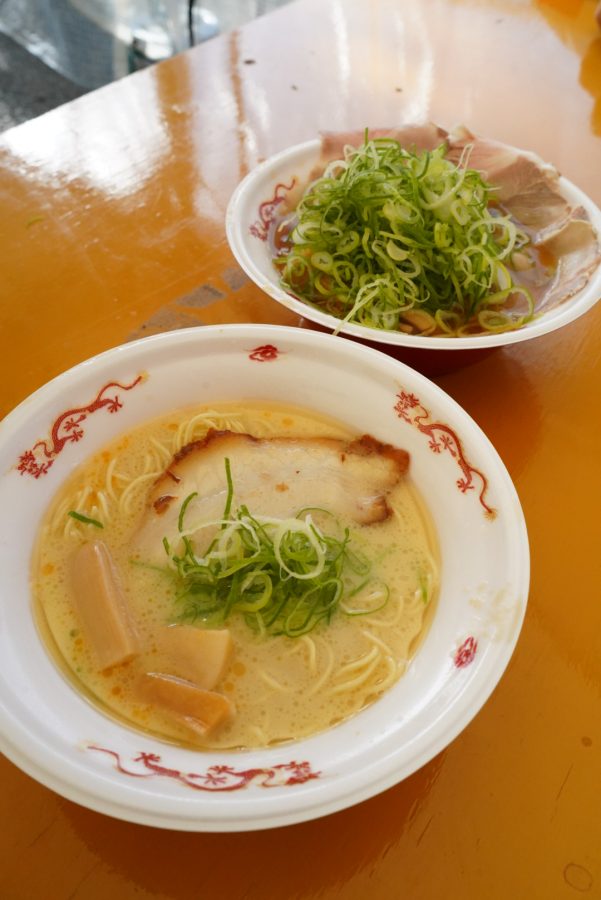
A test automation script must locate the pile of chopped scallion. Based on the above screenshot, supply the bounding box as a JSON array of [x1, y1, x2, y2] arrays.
[[273, 137, 535, 335], [163, 460, 388, 638]]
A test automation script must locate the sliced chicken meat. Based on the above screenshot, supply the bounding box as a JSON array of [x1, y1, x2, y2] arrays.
[[134, 430, 409, 561]]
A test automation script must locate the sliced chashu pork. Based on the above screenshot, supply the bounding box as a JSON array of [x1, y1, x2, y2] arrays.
[[445, 125, 576, 243], [138, 673, 234, 739], [316, 123, 576, 242], [135, 429, 409, 562], [533, 218, 601, 312], [318, 123, 449, 165], [444, 126, 601, 305]]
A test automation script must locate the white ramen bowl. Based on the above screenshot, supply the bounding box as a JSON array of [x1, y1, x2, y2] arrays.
[[0, 325, 529, 831], [226, 139, 601, 372]]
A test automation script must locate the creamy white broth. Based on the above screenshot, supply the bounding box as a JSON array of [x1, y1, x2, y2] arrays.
[[32, 402, 439, 750]]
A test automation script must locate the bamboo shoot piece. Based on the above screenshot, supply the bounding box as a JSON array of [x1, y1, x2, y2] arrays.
[[154, 625, 233, 690], [139, 672, 234, 736], [70, 540, 139, 671]]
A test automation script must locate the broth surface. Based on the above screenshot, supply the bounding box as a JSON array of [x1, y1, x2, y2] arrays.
[[32, 402, 439, 749]]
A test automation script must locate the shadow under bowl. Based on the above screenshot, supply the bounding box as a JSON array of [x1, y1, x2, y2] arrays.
[[297, 318, 499, 376]]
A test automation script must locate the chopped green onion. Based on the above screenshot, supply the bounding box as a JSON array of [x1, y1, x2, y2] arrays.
[[274, 136, 535, 336], [178, 492, 198, 532], [67, 511, 104, 529], [222, 457, 234, 521], [417, 570, 430, 605], [162, 462, 387, 637], [340, 581, 389, 616]]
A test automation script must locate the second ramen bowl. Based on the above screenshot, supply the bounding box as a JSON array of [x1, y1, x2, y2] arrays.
[[0, 324, 529, 830], [226, 140, 601, 375]]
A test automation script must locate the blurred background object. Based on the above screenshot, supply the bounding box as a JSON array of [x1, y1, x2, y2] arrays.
[[0, 0, 291, 131]]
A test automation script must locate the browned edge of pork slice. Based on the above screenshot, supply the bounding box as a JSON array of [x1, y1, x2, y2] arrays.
[[150, 427, 408, 521]]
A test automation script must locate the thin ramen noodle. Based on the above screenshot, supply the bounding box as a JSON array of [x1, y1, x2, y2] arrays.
[[32, 402, 439, 749]]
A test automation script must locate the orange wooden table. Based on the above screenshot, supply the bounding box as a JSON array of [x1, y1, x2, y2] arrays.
[[1, 0, 601, 896]]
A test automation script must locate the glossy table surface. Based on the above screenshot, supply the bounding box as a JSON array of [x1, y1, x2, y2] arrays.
[[1, 0, 601, 896]]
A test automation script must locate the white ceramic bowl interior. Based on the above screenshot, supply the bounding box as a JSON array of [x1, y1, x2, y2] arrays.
[[0, 325, 529, 830], [226, 139, 601, 351]]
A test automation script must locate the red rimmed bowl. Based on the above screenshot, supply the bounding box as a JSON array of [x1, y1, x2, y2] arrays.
[[226, 139, 601, 375], [0, 324, 528, 830]]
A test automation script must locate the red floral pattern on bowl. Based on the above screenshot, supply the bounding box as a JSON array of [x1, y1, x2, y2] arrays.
[[87, 745, 320, 792], [394, 389, 495, 518], [17, 375, 144, 479]]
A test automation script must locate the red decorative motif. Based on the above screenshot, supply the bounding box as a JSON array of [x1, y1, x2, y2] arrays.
[[249, 178, 296, 241], [249, 344, 280, 362], [17, 375, 144, 479], [454, 636, 478, 668], [394, 390, 496, 518], [87, 745, 320, 791]]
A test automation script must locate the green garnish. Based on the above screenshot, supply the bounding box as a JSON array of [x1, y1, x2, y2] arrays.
[[340, 580, 389, 616], [417, 570, 430, 604], [67, 511, 104, 528], [164, 461, 383, 637], [274, 136, 534, 335], [178, 491, 198, 532]]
